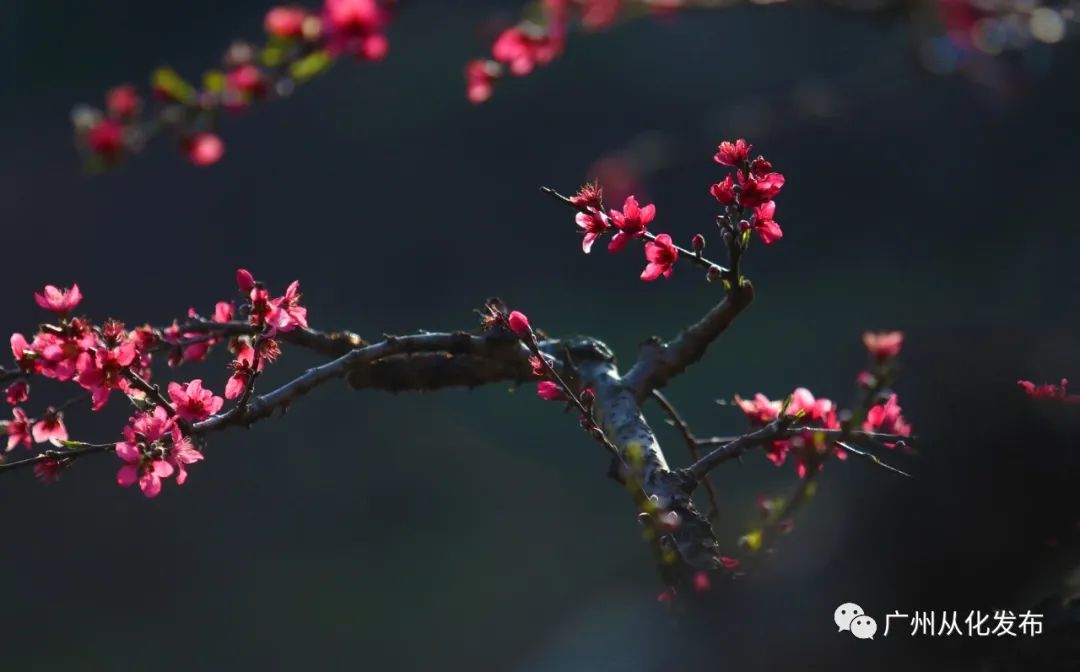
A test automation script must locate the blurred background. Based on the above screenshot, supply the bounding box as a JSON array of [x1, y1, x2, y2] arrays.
[[2, 1, 1079, 670]]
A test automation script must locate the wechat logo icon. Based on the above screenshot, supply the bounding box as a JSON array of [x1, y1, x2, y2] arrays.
[[835, 602, 877, 640]]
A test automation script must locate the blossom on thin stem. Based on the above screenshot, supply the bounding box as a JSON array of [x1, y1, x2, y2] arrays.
[[641, 234, 678, 281], [608, 196, 655, 253]]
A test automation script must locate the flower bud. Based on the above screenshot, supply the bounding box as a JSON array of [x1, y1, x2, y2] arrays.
[[691, 233, 705, 253]]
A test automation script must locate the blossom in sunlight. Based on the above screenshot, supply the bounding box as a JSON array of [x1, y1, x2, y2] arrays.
[[5, 381, 29, 405], [267, 281, 309, 332], [751, 201, 783, 245], [31, 409, 68, 445], [168, 380, 225, 422], [537, 381, 564, 401], [34, 284, 83, 316], [863, 331, 904, 362], [607, 196, 655, 253], [641, 234, 678, 281], [864, 394, 912, 439], [4, 408, 32, 451], [714, 139, 751, 167]]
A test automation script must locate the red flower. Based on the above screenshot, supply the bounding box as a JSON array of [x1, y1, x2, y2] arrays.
[[739, 171, 785, 208], [168, 379, 225, 422], [5, 380, 28, 405], [569, 182, 604, 211], [267, 281, 309, 333], [183, 133, 225, 166], [323, 0, 390, 60], [693, 571, 711, 592], [265, 6, 308, 38], [226, 64, 267, 97], [34, 283, 83, 316], [75, 341, 138, 410], [734, 393, 781, 425], [236, 268, 257, 293], [10, 333, 39, 373], [641, 234, 678, 281], [491, 27, 562, 75], [225, 345, 260, 400], [34, 458, 66, 484], [87, 119, 124, 156], [507, 311, 531, 335], [114, 408, 184, 497], [714, 139, 751, 167], [465, 60, 498, 104], [31, 408, 68, 445], [537, 381, 564, 401], [709, 174, 736, 205], [607, 196, 655, 253], [751, 201, 783, 245], [1016, 378, 1080, 403], [864, 394, 912, 439], [719, 555, 740, 569], [169, 429, 204, 486], [576, 211, 610, 254], [4, 407, 32, 451], [106, 85, 140, 119], [863, 331, 904, 362]]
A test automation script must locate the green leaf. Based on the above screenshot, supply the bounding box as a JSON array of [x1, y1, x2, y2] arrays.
[[289, 50, 333, 81], [151, 67, 196, 103], [203, 70, 226, 93]]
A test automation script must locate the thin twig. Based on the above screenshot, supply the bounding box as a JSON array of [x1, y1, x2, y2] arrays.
[[650, 390, 720, 520]]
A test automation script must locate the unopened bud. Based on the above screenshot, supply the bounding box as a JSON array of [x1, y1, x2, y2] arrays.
[[706, 265, 723, 282], [691, 234, 705, 253], [738, 219, 751, 232]]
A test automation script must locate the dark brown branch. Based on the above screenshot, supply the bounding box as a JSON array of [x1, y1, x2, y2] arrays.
[[624, 282, 754, 397], [650, 390, 720, 521]]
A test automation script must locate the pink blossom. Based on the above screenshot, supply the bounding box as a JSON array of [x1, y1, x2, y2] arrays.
[[106, 85, 140, 118], [34, 284, 83, 316], [267, 281, 309, 332], [607, 196, 655, 253], [714, 139, 751, 167], [640, 234, 678, 281], [224, 344, 263, 399], [863, 331, 904, 362], [507, 311, 531, 335], [168, 427, 203, 486], [75, 342, 138, 410], [751, 201, 783, 245], [693, 571, 711, 592], [537, 381, 564, 401], [323, 0, 390, 60], [87, 119, 124, 156], [33, 458, 65, 484], [5, 380, 29, 405], [734, 393, 781, 425], [864, 394, 912, 439], [265, 6, 308, 38], [168, 380, 224, 422], [236, 268, 256, 293], [1016, 378, 1080, 403], [10, 333, 39, 373], [31, 409, 68, 445], [4, 408, 32, 451], [465, 60, 497, 104], [739, 171, 785, 209], [719, 556, 740, 569], [709, 174, 736, 205], [116, 445, 174, 498], [183, 133, 225, 166], [576, 211, 609, 253]]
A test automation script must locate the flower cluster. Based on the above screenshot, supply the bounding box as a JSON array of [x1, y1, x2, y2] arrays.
[[1016, 378, 1080, 404], [72, 0, 394, 171], [710, 138, 785, 245], [115, 407, 204, 498], [466, 0, 677, 103], [734, 330, 911, 477], [3, 270, 308, 496], [559, 140, 784, 283]]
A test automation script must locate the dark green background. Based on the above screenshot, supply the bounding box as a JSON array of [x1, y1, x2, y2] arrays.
[[2, 1, 1078, 670]]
